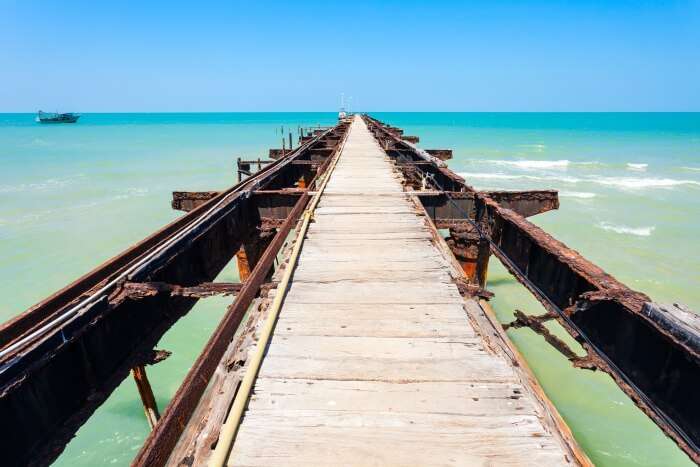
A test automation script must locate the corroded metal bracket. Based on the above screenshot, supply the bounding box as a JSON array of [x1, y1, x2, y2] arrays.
[[363, 114, 700, 463], [0, 120, 351, 467]]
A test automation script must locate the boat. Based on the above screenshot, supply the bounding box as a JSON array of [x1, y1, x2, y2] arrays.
[[35, 111, 80, 124]]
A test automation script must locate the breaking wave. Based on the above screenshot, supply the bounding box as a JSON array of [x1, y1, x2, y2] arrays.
[[457, 172, 581, 183], [626, 163, 648, 171], [458, 172, 700, 190], [487, 159, 570, 170], [0, 174, 85, 193], [560, 191, 596, 199], [597, 222, 655, 237], [591, 177, 700, 190]]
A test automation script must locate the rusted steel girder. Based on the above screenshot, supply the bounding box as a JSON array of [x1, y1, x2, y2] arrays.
[[120, 281, 244, 299], [479, 194, 700, 460], [171, 191, 220, 212], [415, 190, 559, 228], [446, 223, 491, 287], [131, 192, 311, 467], [131, 365, 160, 430], [363, 114, 700, 462], [0, 120, 350, 467], [486, 189, 559, 218], [425, 149, 452, 160], [131, 123, 350, 467]]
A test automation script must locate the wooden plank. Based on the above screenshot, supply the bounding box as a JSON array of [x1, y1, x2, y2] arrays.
[[231, 412, 568, 467], [224, 115, 581, 467], [258, 335, 516, 383], [249, 378, 529, 415], [275, 305, 473, 338], [283, 282, 464, 304]]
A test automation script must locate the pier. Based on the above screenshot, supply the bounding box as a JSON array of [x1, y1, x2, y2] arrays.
[[1, 115, 699, 466], [191, 117, 585, 466]]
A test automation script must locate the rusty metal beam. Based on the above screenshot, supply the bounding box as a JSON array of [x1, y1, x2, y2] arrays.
[[131, 365, 160, 430], [131, 192, 310, 467], [478, 192, 700, 461], [252, 191, 302, 221], [171, 191, 219, 212], [446, 223, 490, 288], [364, 114, 700, 462], [0, 120, 350, 467], [485, 190, 559, 218], [268, 148, 287, 159], [415, 190, 559, 227], [0, 194, 258, 467], [120, 281, 243, 299], [132, 121, 350, 467], [503, 310, 583, 364], [426, 149, 452, 160]]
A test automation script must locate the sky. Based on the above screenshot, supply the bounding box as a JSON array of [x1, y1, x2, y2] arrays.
[[1, 0, 699, 112]]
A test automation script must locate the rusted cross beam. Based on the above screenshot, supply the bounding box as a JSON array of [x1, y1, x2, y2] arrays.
[[119, 281, 244, 299], [171, 191, 220, 212], [0, 119, 352, 467], [363, 114, 700, 462]]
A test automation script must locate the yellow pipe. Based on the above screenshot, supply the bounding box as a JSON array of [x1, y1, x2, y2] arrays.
[[208, 122, 349, 467]]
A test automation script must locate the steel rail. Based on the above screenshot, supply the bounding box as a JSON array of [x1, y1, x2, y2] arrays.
[[0, 125, 338, 364], [132, 120, 351, 467], [207, 118, 347, 467], [370, 114, 700, 459]]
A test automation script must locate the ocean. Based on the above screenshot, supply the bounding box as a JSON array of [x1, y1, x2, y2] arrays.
[[1, 112, 698, 466]]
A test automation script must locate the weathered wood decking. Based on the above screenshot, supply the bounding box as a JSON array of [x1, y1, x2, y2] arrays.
[[226, 117, 583, 466]]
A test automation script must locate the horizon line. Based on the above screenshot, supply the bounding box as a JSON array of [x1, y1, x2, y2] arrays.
[[2, 110, 700, 114]]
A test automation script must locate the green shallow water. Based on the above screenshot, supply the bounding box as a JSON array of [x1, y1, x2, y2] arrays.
[[1, 112, 698, 466]]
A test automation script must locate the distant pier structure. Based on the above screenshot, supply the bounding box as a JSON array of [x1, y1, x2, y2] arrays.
[[1, 115, 699, 466]]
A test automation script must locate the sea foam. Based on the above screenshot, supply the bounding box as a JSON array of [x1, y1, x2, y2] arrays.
[[591, 177, 700, 190], [597, 222, 655, 237], [560, 191, 596, 199], [458, 172, 700, 191], [626, 163, 648, 171], [0, 175, 85, 193], [488, 159, 570, 170], [457, 172, 581, 183]]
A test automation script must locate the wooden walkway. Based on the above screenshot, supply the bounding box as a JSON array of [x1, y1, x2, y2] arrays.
[[228, 116, 581, 466]]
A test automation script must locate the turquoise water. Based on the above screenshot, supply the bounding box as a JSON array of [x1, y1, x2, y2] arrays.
[[1, 113, 698, 466]]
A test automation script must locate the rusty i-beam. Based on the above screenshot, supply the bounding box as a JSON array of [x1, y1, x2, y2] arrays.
[[363, 114, 700, 463], [0, 113, 697, 466], [0, 122, 350, 466]]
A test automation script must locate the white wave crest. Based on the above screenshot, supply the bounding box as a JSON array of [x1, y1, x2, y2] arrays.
[[488, 159, 570, 170], [458, 172, 700, 191], [597, 222, 655, 237], [626, 163, 648, 171], [0, 175, 85, 193], [560, 191, 596, 199], [592, 177, 700, 189], [680, 166, 700, 172], [457, 172, 581, 183]]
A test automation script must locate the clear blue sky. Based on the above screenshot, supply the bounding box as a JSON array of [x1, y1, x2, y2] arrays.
[[1, 0, 699, 111]]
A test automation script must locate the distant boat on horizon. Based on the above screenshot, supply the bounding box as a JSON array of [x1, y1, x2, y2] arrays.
[[36, 110, 80, 124]]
